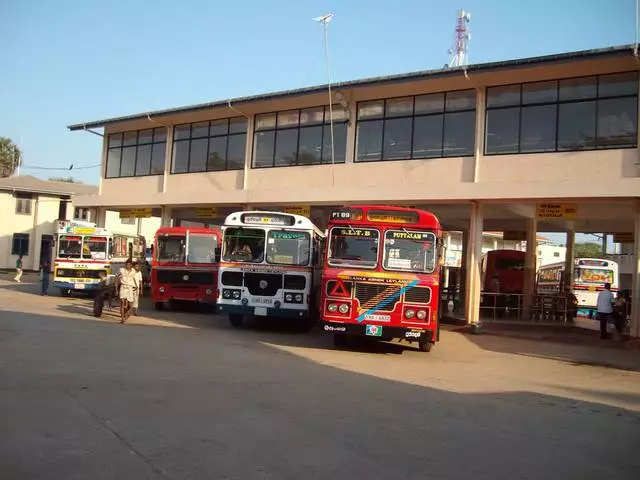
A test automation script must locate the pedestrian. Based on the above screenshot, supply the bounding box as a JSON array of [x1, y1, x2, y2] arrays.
[[117, 259, 137, 324], [612, 292, 628, 339], [132, 261, 143, 316], [596, 282, 615, 339], [40, 257, 51, 295], [14, 254, 24, 283]]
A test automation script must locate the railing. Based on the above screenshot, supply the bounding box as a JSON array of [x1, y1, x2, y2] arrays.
[[479, 292, 574, 324]]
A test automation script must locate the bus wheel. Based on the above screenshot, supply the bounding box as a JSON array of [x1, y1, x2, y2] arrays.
[[60, 288, 71, 297], [418, 341, 434, 353], [229, 314, 244, 328], [154, 301, 164, 311], [333, 333, 347, 348]]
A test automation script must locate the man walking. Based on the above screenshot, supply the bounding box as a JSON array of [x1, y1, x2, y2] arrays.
[[596, 282, 615, 339], [14, 255, 24, 283], [117, 259, 138, 324], [40, 257, 51, 296], [132, 261, 143, 316]]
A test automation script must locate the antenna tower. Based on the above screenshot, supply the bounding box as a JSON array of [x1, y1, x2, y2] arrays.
[[448, 10, 471, 68]]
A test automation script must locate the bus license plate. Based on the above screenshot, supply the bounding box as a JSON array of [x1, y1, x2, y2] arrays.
[[74, 283, 85, 289], [254, 307, 267, 316], [365, 325, 383, 337], [363, 313, 391, 323], [253, 297, 273, 305]]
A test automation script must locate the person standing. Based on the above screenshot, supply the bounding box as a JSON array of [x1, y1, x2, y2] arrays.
[[596, 282, 615, 339], [117, 259, 137, 324], [40, 257, 51, 296], [14, 255, 24, 283], [131, 261, 143, 316]]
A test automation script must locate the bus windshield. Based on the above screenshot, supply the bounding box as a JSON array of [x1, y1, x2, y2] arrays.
[[383, 230, 436, 273], [575, 267, 614, 284], [328, 227, 378, 268], [222, 228, 265, 263], [157, 235, 186, 263], [84, 236, 108, 260], [187, 234, 218, 264], [266, 230, 310, 266], [58, 235, 82, 259]]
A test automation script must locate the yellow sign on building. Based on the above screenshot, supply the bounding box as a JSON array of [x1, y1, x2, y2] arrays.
[[535, 203, 578, 220], [119, 208, 152, 218], [284, 206, 311, 217], [195, 207, 218, 218]]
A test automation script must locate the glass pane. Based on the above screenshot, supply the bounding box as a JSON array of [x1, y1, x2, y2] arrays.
[[135, 144, 152, 176], [174, 124, 191, 140], [356, 120, 383, 162], [520, 105, 557, 153], [122, 131, 138, 146], [597, 97, 638, 148], [255, 113, 276, 131], [297, 125, 323, 165], [191, 122, 209, 138], [322, 123, 347, 163], [415, 93, 444, 114], [485, 107, 520, 154], [153, 128, 167, 142], [300, 107, 324, 125], [108, 133, 122, 148], [253, 131, 275, 167], [446, 90, 476, 111], [229, 118, 247, 134], [172, 140, 190, 173], [189, 138, 208, 172], [277, 110, 299, 128], [207, 136, 227, 171], [385, 97, 413, 117], [138, 129, 153, 144], [598, 72, 638, 98], [559, 77, 597, 101], [486, 85, 520, 108], [382, 117, 413, 160], [358, 100, 384, 119], [443, 111, 475, 156], [106, 148, 121, 178], [522, 81, 558, 104], [226, 134, 246, 170], [150, 142, 166, 174], [274, 129, 298, 166], [557, 101, 596, 150], [412, 114, 443, 158], [120, 146, 136, 176], [329, 106, 347, 122], [210, 119, 228, 136]]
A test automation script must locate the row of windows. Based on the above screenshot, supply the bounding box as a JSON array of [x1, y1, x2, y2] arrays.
[[104, 73, 639, 177], [12, 233, 29, 256], [485, 73, 638, 154]]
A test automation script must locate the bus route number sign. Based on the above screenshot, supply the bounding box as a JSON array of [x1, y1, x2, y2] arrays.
[[330, 209, 363, 221]]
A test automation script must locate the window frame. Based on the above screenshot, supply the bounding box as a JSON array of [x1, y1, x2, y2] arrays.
[[171, 118, 247, 174], [14, 195, 33, 215], [484, 71, 639, 155], [355, 89, 477, 163], [11, 233, 29, 256], [106, 128, 167, 179], [251, 105, 348, 169]]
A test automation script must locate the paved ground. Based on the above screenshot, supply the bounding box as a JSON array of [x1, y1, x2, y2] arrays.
[[1, 275, 640, 480]]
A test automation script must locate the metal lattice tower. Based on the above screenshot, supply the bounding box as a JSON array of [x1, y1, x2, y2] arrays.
[[448, 10, 471, 68]]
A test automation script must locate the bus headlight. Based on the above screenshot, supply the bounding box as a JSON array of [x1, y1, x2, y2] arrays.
[[416, 310, 427, 320], [232, 290, 241, 299], [222, 289, 232, 299], [338, 304, 349, 314], [285, 293, 293, 302], [205, 289, 212, 295], [159, 287, 165, 294], [327, 303, 338, 312], [295, 293, 303, 302], [404, 308, 416, 319]]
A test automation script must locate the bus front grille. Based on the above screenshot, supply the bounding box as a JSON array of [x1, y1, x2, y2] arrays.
[[156, 270, 215, 286], [404, 286, 431, 304], [245, 273, 282, 297], [56, 269, 105, 279], [354, 283, 400, 312]]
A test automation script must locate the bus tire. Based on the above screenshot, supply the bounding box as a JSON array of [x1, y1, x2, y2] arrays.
[[154, 301, 164, 311], [60, 288, 71, 297], [229, 314, 244, 328], [333, 333, 347, 348], [418, 341, 434, 353]]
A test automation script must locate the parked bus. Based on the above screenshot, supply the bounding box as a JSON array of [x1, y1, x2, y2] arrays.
[[320, 205, 442, 352], [216, 211, 325, 328], [53, 220, 146, 296], [152, 226, 222, 310], [537, 258, 619, 315], [480, 249, 526, 294]]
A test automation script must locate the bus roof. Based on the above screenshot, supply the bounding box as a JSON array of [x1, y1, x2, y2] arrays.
[[155, 226, 221, 238], [223, 211, 325, 237], [539, 258, 619, 270], [327, 205, 441, 229]]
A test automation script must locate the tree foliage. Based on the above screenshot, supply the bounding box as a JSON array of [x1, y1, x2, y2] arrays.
[[0, 137, 22, 178], [574, 242, 603, 258], [49, 176, 82, 183]]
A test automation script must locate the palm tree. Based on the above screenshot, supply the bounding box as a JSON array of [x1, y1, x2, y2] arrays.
[[0, 137, 22, 178]]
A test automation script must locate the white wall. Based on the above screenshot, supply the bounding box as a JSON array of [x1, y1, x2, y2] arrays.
[[537, 244, 567, 267], [104, 211, 161, 246]]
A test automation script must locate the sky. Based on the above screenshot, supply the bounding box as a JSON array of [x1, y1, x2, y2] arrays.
[[0, 0, 636, 246]]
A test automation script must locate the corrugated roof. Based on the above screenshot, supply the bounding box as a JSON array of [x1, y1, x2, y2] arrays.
[[0, 175, 98, 196], [67, 44, 637, 131]]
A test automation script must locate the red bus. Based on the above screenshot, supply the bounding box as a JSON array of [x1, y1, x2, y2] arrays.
[[152, 226, 222, 310], [320, 205, 442, 352], [480, 249, 525, 294]]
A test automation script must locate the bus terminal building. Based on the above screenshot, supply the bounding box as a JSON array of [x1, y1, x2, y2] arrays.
[[68, 44, 640, 336]]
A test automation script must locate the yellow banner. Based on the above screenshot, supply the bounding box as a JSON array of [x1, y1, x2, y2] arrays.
[[535, 203, 578, 220], [195, 207, 218, 218], [119, 208, 152, 218], [285, 206, 311, 217], [73, 227, 96, 235]]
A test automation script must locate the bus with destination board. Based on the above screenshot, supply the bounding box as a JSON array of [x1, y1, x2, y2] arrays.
[[152, 226, 222, 310], [217, 211, 326, 327], [53, 220, 146, 296], [320, 205, 443, 352], [537, 258, 619, 315]]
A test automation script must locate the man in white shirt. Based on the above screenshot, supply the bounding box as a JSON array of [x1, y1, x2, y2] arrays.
[[118, 259, 138, 324], [132, 261, 143, 316], [596, 282, 614, 339]]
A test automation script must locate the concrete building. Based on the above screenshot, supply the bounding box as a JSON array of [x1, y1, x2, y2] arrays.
[[68, 44, 640, 335]]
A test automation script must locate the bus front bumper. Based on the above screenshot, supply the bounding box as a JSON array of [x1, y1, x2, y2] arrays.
[[54, 281, 100, 291], [217, 303, 310, 319], [320, 320, 435, 342]]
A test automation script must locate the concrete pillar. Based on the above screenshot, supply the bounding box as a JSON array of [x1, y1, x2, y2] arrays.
[[565, 229, 575, 289], [472, 87, 486, 183], [464, 202, 484, 328], [345, 98, 357, 165], [160, 206, 173, 228], [243, 116, 254, 191], [95, 207, 107, 228], [601, 233, 607, 256], [162, 126, 173, 194], [523, 217, 538, 315], [630, 202, 640, 338]]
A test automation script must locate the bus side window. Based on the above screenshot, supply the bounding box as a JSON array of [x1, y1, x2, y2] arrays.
[[108, 238, 113, 259]]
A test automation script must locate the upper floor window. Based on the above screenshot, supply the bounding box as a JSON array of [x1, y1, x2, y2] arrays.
[[106, 128, 167, 178], [74, 207, 90, 221], [356, 90, 476, 162], [253, 106, 348, 168], [15, 194, 32, 215], [485, 72, 638, 154], [172, 118, 247, 174]]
